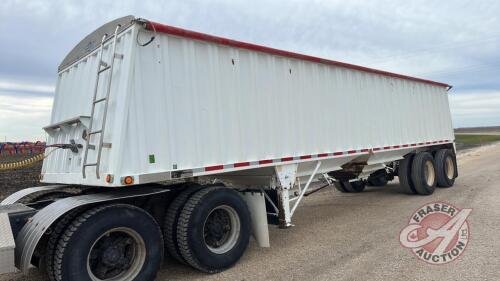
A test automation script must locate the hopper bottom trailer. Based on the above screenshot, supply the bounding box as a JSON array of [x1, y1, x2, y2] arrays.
[[0, 16, 457, 280]]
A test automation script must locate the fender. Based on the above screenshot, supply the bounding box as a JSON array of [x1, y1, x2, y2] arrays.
[[15, 186, 171, 272], [1, 185, 64, 205]]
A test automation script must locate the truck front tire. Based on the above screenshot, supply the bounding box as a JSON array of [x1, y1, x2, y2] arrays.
[[177, 186, 251, 273], [53, 204, 163, 281]]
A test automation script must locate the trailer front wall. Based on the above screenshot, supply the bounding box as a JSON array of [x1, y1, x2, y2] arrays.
[[122, 30, 454, 175]]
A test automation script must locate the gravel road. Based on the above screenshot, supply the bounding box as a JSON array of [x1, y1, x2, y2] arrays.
[[2, 143, 499, 281]]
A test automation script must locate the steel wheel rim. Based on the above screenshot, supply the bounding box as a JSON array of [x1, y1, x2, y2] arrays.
[[424, 160, 435, 186], [445, 156, 455, 180], [87, 227, 146, 281], [203, 205, 241, 254]]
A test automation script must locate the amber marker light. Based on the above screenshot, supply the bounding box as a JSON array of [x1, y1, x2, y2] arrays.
[[123, 176, 134, 185]]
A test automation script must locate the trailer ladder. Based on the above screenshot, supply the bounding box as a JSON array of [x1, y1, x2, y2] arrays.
[[82, 25, 123, 179]]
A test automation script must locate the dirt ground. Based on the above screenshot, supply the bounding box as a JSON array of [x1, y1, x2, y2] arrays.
[[1, 143, 500, 280], [0, 155, 45, 201]]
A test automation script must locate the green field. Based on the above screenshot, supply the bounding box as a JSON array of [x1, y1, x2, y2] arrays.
[[455, 134, 500, 150], [455, 134, 500, 144]]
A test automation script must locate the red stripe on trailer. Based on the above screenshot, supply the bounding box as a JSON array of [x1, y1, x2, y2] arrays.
[[418, 143, 425, 145], [411, 144, 417, 147], [234, 162, 250, 168], [402, 144, 409, 147], [205, 165, 224, 172], [333, 152, 343, 156], [373, 147, 381, 151], [146, 21, 450, 89], [425, 141, 432, 144], [347, 150, 357, 154], [317, 153, 328, 158], [281, 157, 294, 162], [393, 145, 400, 149], [383, 146, 391, 150], [360, 149, 369, 152], [300, 155, 312, 159], [259, 159, 273, 165]]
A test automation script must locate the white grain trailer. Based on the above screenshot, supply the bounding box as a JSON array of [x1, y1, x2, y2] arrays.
[[0, 16, 458, 280]]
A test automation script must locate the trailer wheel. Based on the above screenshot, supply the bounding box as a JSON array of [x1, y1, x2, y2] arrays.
[[53, 204, 163, 281], [177, 186, 250, 273], [411, 152, 437, 195], [435, 149, 457, 187], [334, 181, 365, 193], [163, 185, 203, 264], [398, 154, 417, 194], [367, 175, 388, 187]]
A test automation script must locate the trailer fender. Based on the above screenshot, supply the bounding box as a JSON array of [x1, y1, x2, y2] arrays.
[[15, 186, 171, 273]]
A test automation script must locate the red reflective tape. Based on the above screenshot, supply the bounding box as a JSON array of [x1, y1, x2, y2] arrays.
[[402, 144, 409, 147], [383, 146, 391, 150], [146, 22, 449, 88], [205, 165, 224, 172], [425, 142, 432, 144], [300, 155, 312, 159], [393, 145, 400, 149], [259, 159, 273, 165], [418, 143, 425, 145], [360, 149, 369, 152], [347, 150, 357, 154], [234, 162, 250, 168], [373, 147, 381, 151], [281, 157, 294, 162], [317, 153, 328, 158], [411, 144, 417, 147], [333, 152, 343, 156]]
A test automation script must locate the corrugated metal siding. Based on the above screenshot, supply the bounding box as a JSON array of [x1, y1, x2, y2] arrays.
[[122, 30, 454, 174]]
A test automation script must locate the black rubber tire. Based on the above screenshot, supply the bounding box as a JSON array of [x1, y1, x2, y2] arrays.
[[177, 186, 251, 273], [367, 176, 388, 187], [411, 152, 437, 195], [435, 149, 457, 187], [163, 185, 204, 264], [45, 208, 85, 281], [398, 154, 417, 194], [53, 204, 163, 281], [334, 181, 365, 193]]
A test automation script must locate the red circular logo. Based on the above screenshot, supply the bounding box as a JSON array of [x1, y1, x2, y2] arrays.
[[399, 202, 471, 264]]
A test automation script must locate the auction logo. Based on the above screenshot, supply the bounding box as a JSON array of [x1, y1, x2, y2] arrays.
[[399, 202, 471, 264]]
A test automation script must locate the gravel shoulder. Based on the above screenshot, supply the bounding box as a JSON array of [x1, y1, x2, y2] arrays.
[[1, 143, 499, 280]]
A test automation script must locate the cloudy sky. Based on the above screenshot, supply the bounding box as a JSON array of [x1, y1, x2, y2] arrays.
[[0, 0, 499, 141]]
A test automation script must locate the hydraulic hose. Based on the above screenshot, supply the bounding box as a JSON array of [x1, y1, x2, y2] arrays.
[[0, 147, 62, 171]]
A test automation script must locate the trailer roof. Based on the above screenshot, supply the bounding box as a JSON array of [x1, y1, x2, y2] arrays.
[[145, 20, 450, 89]]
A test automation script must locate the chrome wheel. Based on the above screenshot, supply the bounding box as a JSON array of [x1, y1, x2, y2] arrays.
[[203, 205, 241, 254], [87, 227, 146, 281]]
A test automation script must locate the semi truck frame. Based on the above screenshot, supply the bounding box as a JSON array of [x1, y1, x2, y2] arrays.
[[0, 16, 457, 280]]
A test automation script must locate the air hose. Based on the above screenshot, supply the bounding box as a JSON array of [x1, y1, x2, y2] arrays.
[[0, 142, 81, 171]]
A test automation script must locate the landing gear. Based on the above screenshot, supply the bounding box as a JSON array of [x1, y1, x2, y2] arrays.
[[334, 180, 366, 193]]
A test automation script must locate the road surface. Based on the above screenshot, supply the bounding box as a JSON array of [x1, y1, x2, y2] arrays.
[[3, 143, 499, 280]]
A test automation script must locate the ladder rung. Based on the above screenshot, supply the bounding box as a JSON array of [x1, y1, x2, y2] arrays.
[[94, 97, 107, 104], [114, 53, 124, 59], [83, 163, 97, 167], [98, 66, 111, 74], [100, 60, 108, 67], [88, 130, 102, 135]]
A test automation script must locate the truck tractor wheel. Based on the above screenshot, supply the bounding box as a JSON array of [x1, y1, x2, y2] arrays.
[[177, 186, 251, 273], [398, 154, 417, 194], [411, 152, 437, 195], [45, 208, 85, 281], [53, 204, 163, 281], [163, 185, 203, 264], [334, 180, 365, 193], [435, 149, 457, 187], [367, 175, 388, 187]]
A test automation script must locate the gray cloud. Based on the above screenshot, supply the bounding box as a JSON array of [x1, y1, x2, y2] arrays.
[[0, 0, 499, 140]]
